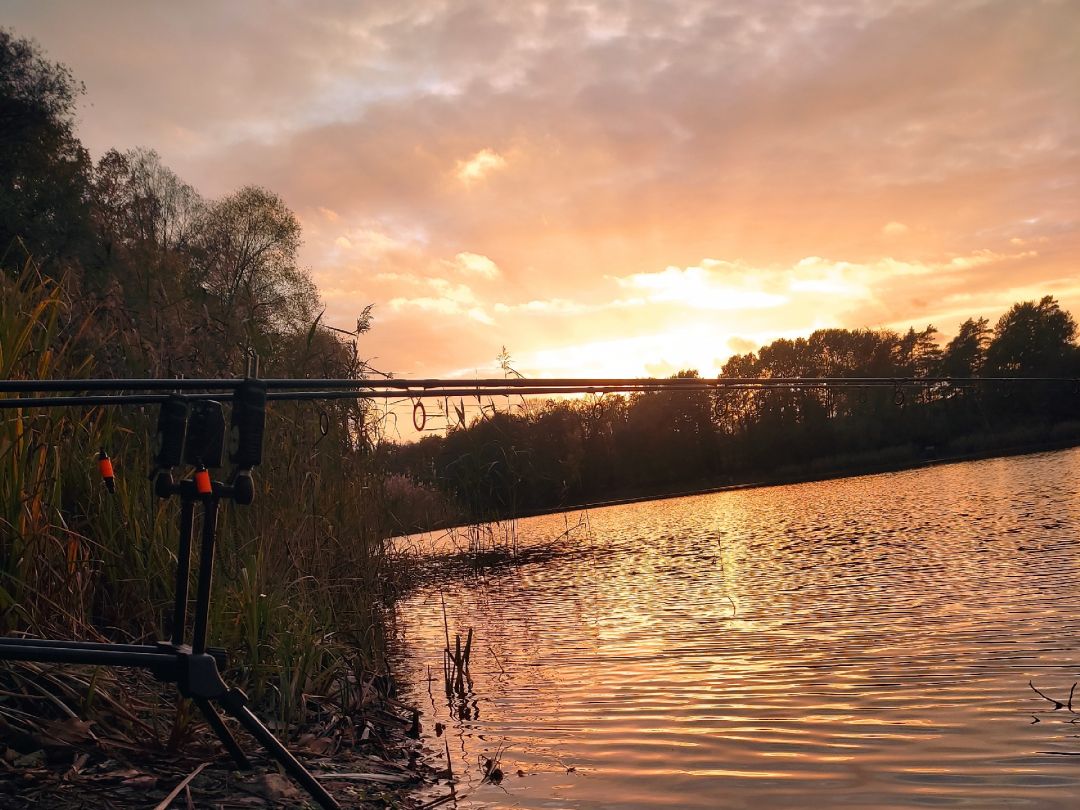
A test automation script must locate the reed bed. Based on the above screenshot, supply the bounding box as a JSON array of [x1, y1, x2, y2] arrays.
[[0, 262, 405, 756]]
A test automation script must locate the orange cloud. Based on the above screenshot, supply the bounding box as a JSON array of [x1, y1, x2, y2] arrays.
[[8, 1, 1077, 381], [448, 251, 500, 279]]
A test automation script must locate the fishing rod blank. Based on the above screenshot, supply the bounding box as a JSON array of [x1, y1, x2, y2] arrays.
[[0, 376, 1074, 410], [1, 375, 1074, 397]]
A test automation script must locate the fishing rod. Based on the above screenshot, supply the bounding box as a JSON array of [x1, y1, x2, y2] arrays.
[[0, 365, 1074, 808], [0, 375, 1073, 410]]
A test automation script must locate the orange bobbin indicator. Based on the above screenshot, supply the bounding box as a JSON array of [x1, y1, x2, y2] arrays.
[[194, 466, 212, 495], [98, 449, 115, 493]]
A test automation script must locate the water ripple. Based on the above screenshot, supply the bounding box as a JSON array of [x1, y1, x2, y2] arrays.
[[394, 449, 1080, 809]]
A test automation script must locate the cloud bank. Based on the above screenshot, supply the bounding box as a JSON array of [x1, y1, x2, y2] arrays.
[[8, 0, 1079, 377]]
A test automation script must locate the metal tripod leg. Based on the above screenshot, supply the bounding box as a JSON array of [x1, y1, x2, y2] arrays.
[[219, 691, 341, 810], [171, 498, 196, 646], [194, 698, 251, 770], [191, 497, 219, 654]]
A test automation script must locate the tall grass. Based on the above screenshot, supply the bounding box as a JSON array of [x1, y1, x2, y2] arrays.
[[0, 261, 401, 744], [0, 263, 94, 635]]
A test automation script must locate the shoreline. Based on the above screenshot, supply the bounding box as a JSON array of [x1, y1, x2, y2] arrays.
[[432, 434, 1080, 529]]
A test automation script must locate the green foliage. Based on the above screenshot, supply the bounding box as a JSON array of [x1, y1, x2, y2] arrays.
[[0, 264, 90, 629]]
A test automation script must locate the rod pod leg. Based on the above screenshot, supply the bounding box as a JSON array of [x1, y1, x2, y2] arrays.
[[171, 498, 196, 647], [218, 691, 340, 810], [194, 698, 251, 770], [192, 497, 220, 654]]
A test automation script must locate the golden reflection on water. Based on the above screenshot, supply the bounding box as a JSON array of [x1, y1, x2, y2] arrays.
[[393, 449, 1080, 809]]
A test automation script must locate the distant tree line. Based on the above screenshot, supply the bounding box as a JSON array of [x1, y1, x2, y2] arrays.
[[6, 29, 1080, 532], [387, 299, 1080, 523]]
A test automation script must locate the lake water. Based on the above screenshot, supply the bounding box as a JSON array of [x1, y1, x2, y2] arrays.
[[392, 448, 1080, 808]]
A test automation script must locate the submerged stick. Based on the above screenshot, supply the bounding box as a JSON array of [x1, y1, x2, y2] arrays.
[[1030, 680, 1064, 710]]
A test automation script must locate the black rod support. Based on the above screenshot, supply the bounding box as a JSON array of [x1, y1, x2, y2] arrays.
[[4, 377, 1075, 410], [191, 497, 219, 655], [0, 638, 160, 654], [171, 498, 196, 647], [194, 698, 251, 770], [0, 645, 175, 668], [0, 378, 236, 393], [222, 697, 341, 810]]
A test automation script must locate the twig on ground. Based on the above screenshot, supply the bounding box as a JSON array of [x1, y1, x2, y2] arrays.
[[151, 761, 209, 810]]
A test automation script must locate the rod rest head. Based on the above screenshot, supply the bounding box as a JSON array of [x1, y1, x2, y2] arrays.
[[231, 471, 254, 505], [153, 470, 175, 499]]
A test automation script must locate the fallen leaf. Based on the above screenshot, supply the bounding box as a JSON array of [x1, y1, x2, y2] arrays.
[[298, 734, 336, 756], [259, 772, 301, 801], [82, 767, 143, 784], [40, 717, 96, 747]]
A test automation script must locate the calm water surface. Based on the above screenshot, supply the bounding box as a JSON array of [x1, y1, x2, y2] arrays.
[[392, 449, 1080, 808]]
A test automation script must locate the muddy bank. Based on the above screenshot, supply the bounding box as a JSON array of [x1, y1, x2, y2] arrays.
[[0, 662, 434, 809]]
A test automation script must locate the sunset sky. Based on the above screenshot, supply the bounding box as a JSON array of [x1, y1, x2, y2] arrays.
[[8, 1, 1080, 380]]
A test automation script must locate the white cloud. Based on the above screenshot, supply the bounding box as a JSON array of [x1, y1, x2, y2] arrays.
[[448, 252, 500, 279], [388, 296, 493, 324], [614, 263, 788, 311], [427, 277, 480, 304], [492, 297, 642, 315], [455, 149, 507, 185], [606, 248, 1042, 332], [332, 223, 418, 260], [883, 221, 909, 236], [494, 298, 587, 315], [376, 273, 480, 304]]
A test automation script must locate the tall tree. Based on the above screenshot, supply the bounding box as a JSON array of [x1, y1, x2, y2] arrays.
[[0, 29, 93, 270], [985, 296, 1077, 376], [941, 317, 990, 378], [191, 186, 318, 364], [94, 148, 202, 254], [890, 325, 943, 378]]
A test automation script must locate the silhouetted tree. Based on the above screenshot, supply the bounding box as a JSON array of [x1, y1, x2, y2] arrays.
[[0, 29, 94, 270], [388, 304, 1080, 525], [94, 148, 203, 255], [941, 317, 990, 378], [896, 325, 942, 377], [986, 296, 1077, 376], [190, 186, 318, 366]]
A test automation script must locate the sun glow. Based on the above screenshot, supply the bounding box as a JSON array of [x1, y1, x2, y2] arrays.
[[616, 264, 789, 311], [517, 324, 759, 379]]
